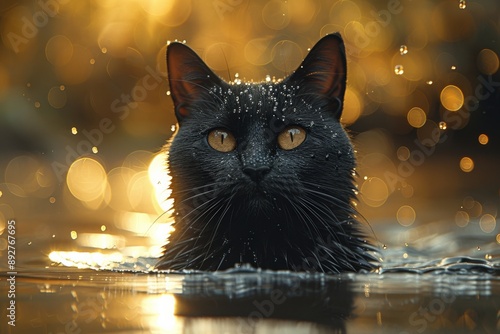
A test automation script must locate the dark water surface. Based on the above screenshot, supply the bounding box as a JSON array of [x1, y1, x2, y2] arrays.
[[2, 224, 499, 334]]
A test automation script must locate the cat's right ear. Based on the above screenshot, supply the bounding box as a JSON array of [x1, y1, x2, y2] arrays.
[[167, 42, 223, 122]]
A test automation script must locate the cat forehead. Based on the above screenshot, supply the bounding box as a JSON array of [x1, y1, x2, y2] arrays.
[[209, 82, 314, 116]]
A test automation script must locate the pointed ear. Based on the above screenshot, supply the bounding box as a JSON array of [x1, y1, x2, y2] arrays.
[[287, 33, 347, 119], [167, 42, 223, 122]]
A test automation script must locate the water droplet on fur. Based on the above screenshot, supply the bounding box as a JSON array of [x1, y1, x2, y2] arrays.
[[325, 154, 330, 160]]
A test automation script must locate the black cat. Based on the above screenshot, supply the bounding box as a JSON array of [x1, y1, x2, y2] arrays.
[[156, 33, 377, 273]]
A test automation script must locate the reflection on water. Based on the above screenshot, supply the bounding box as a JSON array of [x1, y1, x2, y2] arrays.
[[0, 224, 496, 333], [1, 255, 499, 333]]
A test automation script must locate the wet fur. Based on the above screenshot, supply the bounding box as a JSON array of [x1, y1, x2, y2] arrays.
[[157, 34, 377, 273]]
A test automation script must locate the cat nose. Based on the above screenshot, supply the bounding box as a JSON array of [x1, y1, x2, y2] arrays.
[[243, 165, 271, 182]]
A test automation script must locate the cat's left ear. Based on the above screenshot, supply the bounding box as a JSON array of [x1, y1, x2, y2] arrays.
[[167, 42, 223, 122], [287, 33, 347, 119]]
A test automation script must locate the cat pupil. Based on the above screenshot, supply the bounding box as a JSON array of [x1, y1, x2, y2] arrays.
[[288, 128, 300, 142]]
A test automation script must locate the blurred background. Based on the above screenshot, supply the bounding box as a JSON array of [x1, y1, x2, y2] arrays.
[[0, 0, 499, 268]]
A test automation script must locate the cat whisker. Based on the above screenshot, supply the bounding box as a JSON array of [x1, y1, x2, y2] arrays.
[[202, 193, 236, 269]]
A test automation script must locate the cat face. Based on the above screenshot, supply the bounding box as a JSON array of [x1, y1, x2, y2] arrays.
[[167, 34, 353, 214], [160, 34, 374, 272]]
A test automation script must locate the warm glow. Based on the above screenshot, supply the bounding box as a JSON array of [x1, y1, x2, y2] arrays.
[[148, 152, 173, 211], [76, 233, 126, 249], [407, 107, 426, 128], [49, 251, 124, 269], [478, 134, 489, 145], [360, 177, 389, 207], [142, 294, 180, 331], [67, 157, 108, 204], [114, 211, 173, 247], [459, 157, 474, 172], [340, 88, 362, 125], [440, 85, 464, 111]]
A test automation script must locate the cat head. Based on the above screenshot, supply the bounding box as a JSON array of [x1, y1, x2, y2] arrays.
[[166, 33, 355, 223]]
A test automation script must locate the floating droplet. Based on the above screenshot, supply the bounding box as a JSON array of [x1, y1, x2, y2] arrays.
[[70, 231, 78, 240], [399, 45, 408, 55], [60, 85, 65, 91], [71, 127, 78, 135], [166, 91, 171, 96], [101, 47, 107, 54], [101, 225, 107, 232], [451, 65, 457, 70], [34, 101, 41, 108], [265, 75, 271, 82], [426, 80, 433, 85], [170, 125, 176, 132], [92, 146, 99, 154], [394, 65, 404, 75], [49, 197, 56, 204], [439, 121, 447, 130], [459, 0, 466, 9], [90, 58, 95, 65]]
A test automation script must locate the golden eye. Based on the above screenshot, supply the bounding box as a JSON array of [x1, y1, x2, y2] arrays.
[[207, 129, 236, 152], [277, 126, 306, 150]]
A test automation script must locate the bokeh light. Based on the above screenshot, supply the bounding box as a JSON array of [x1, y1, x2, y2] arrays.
[[66, 157, 108, 208], [360, 177, 389, 208], [459, 157, 474, 173], [440, 85, 464, 111], [478, 134, 489, 145], [341, 88, 362, 125], [45, 35, 73, 66], [477, 49, 499, 75], [397, 205, 416, 227], [407, 107, 426, 128], [455, 210, 470, 227], [479, 214, 496, 233]]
